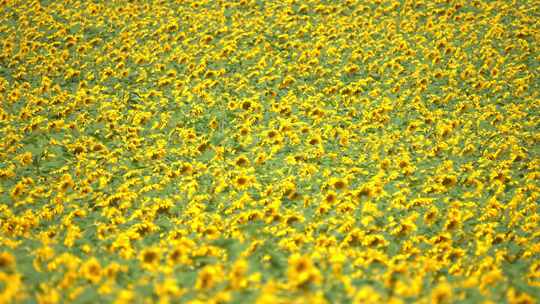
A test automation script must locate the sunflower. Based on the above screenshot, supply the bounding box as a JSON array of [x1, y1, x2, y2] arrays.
[[167, 245, 191, 266], [229, 259, 249, 290], [0, 252, 15, 269], [439, 174, 457, 188], [235, 176, 248, 188], [264, 129, 281, 145], [227, 100, 237, 110], [424, 207, 439, 225], [323, 191, 338, 205], [17, 152, 33, 166], [234, 155, 250, 167], [81, 257, 102, 284], [58, 174, 75, 192], [10, 182, 25, 198], [114, 289, 135, 304], [139, 247, 161, 271], [287, 254, 322, 288], [0, 272, 23, 303], [430, 281, 453, 304], [154, 278, 184, 302], [329, 177, 348, 191], [507, 288, 536, 304], [195, 264, 223, 290], [353, 285, 383, 303], [308, 135, 322, 146], [233, 173, 255, 191]]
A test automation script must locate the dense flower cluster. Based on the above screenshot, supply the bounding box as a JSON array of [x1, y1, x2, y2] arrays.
[[1, 0, 539, 303]]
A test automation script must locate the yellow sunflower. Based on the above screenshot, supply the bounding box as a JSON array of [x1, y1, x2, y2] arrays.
[[287, 254, 322, 288]]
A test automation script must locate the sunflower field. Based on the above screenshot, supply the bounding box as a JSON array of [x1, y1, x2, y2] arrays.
[[0, 0, 539, 303]]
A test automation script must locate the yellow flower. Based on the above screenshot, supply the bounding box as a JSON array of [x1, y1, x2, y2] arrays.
[[167, 240, 194, 266], [229, 259, 249, 290], [431, 281, 453, 304], [81, 257, 102, 284], [233, 172, 256, 191], [154, 277, 184, 299], [139, 247, 161, 271], [256, 280, 283, 304], [507, 288, 536, 304], [439, 174, 457, 188], [287, 254, 322, 288], [0, 251, 15, 269], [17, 152, 33, 166], [37, 288, 60, 304], [114, 289, 135, 304], [328, 177, 347, 191], [58, 174, 75, 192], [10, 181, 26, 198], [307, 135, 322, 146], [424, 207, 439, 225], [323, 191, 338, 205], [234, 155, 250, 167], [0, 273, 23, 301], [480, 269, 503, 290], [353, 286, 382, 304], [195, 264, 223, 290]]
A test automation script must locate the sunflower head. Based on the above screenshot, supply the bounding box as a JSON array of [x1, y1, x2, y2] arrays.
[[81, 257, 102, 284], [287, 254, 321, 288]]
